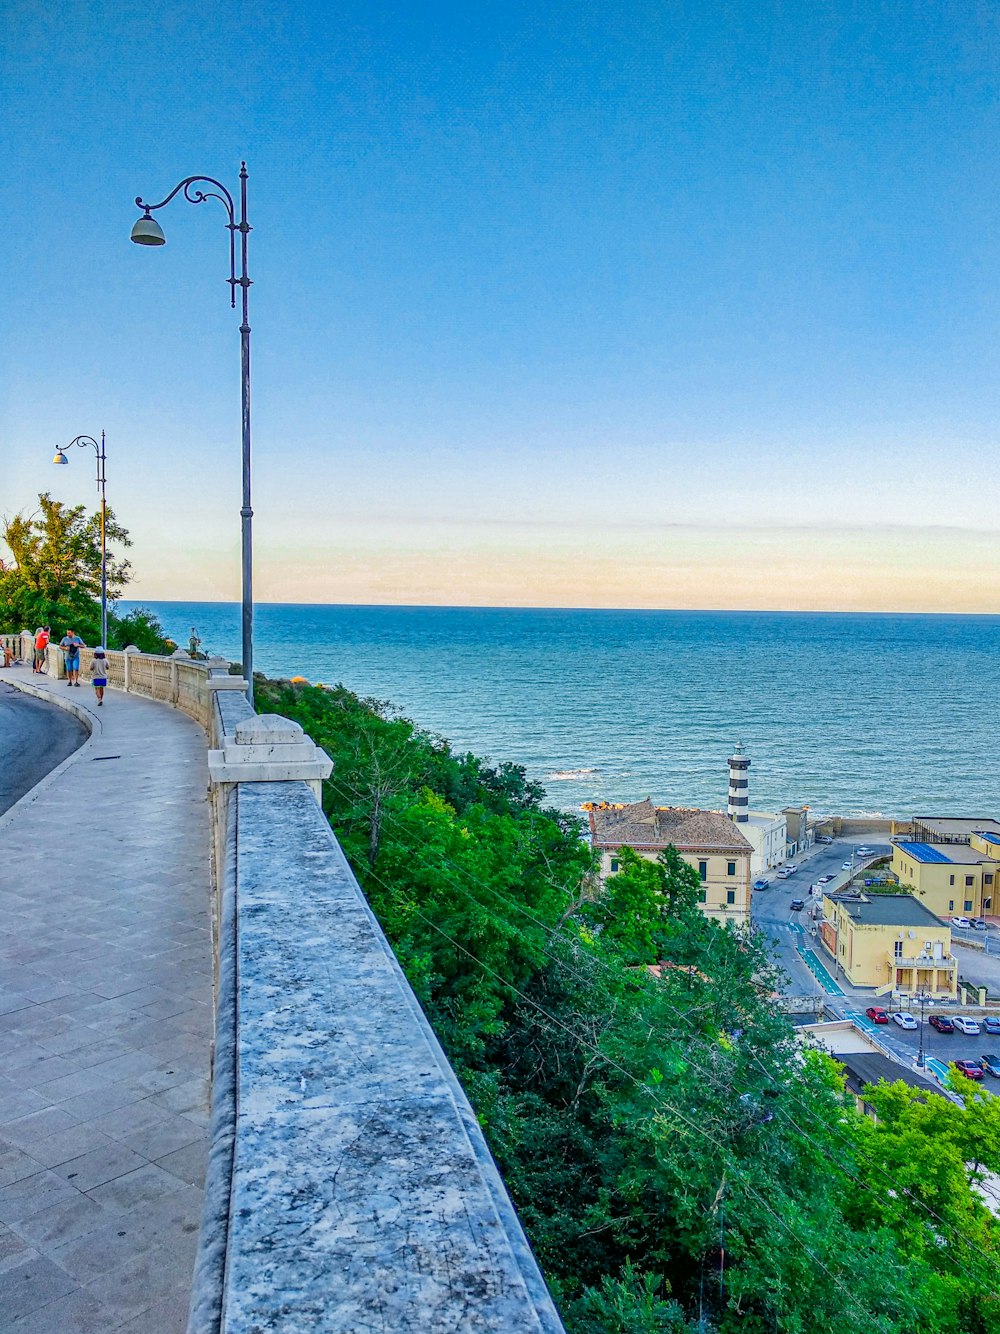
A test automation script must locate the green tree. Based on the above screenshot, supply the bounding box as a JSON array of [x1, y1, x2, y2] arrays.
[[107, 605, 173, 654], [1, 492, 131, 642]]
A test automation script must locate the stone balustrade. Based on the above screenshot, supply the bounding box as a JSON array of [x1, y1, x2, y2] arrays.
[[1, 629, 563, 1332]]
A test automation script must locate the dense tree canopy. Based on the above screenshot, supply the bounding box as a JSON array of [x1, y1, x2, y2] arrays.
[[0, 492, 170, 650], [258, 677, 1000, 1334]]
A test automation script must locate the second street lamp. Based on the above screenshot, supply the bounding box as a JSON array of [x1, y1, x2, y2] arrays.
[[130, 163, 255, 705], [54, 432, 108, 649]]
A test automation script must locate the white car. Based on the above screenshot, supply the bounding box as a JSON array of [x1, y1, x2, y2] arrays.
[[951, 916, 972, 930], [817, 835, 833, 844], [892, 1011, 918, 1030], [952, 1016, 981, 1035], [818, 874, 835, 884], [842, 861, 853, 870], [856, 846, 874, 857], [776, 868, 793, 879]]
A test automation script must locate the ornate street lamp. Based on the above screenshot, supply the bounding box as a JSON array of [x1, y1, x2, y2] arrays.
[[54, 432, 108, 649], [130, 164, 255, 705]]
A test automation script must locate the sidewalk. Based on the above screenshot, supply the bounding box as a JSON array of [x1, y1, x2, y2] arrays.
[[0, 667, 213, 1332]]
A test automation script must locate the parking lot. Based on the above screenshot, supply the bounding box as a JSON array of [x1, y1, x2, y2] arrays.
[[750, 836, 1000, 1085]]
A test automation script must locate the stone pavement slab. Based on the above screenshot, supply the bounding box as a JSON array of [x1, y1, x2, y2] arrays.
[[0, 668, 212, 1330]]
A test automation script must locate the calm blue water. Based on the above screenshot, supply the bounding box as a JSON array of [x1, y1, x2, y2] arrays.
[[121, 602, 1000, 817]]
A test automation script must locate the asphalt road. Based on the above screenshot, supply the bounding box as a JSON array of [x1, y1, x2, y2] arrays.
[[0, 679, 88, 816], [751, 836, 1000, 1082], [750, 837, 893, 995]]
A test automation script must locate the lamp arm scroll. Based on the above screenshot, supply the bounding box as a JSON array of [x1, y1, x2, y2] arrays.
[[135, 176, 238, 306]]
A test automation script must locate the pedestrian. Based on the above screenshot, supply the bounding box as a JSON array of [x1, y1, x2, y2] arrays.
[[59, 629, 84, 685], [87, 647, 108, 706], [32, 626, 49, 674]]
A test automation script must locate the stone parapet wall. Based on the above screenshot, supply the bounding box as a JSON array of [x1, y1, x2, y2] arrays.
[[192, 684, 564, 1333], [3, 630, 222, 727], [2, 628, 560, 1330]]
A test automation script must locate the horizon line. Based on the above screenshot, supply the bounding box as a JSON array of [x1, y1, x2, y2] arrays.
[[119, 598, 1000, 619]]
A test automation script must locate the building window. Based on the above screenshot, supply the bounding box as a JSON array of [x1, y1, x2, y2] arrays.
[[698, 889, 707, 903], [965, 875, 974, 887], [985, 873, 994, 885], [727, 889, 736, 904], [609, 858, 619, 873], [698, 860, 707, 881], [727, 861, 736, 876], [964, 900, 973, 912], [949, 875, 955, 886], [948, 900, 954, 912], [894, 941, 903, 958]]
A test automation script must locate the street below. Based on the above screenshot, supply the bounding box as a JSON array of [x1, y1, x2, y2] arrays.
[[0, 680, 88, 816]]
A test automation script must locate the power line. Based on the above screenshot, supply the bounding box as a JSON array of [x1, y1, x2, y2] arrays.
[[319, 768, 999, 1278]]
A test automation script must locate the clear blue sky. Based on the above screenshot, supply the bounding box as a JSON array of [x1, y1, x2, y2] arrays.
[[3, 1, 999, 609]]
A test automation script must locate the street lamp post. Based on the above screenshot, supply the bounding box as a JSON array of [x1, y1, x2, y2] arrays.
[[130, 164, 254, 705], [916, 993, 929, 1068], [53, 432, 107, 648]]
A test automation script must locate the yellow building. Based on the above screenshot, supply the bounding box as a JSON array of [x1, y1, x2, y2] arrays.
[[891, 834, 999, 920], [819, 891, 957, 999], [586, 799, 753, 925]]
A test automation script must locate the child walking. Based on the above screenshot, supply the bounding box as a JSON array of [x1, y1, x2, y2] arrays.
[[88, 647, 108, 706]]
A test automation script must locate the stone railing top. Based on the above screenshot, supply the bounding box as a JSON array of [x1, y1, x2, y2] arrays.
[[208, 688, 333, 790], [234, 714, 304, 744], [211, 779, 564, 1333]]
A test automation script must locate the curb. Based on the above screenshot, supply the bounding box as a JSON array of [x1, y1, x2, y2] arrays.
[[0, 677, 101, 833]]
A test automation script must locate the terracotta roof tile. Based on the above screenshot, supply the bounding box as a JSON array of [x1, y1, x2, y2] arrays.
[[589, 801, 753, 853]]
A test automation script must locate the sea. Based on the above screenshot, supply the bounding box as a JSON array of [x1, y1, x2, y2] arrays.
[[120, 603, 1000, 819]]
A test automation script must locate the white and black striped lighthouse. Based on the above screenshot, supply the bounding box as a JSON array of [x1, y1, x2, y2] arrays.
[[727, 743, 750, 823]]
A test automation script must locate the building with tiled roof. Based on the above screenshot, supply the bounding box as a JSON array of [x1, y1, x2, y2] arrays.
[[585, 799, 753, 925]]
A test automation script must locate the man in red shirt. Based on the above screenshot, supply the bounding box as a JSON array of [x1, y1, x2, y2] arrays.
[[33, 626, 49, 674]]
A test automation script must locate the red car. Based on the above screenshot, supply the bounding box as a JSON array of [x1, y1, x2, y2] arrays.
[[929, 1015, 954, 1033], [865, 1007, 889, 1024], [954, 1060, 984, 1080]]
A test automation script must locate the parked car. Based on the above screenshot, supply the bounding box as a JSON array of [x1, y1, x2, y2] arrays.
[[752, 878, 770, 891], [954, 1060, 984, 1080], [979, 1054, 1000, 1078], [892, 1011, 918, 1030], [928, 1015, 955, 1033], [856, 846, 874, 856], [971, 918, 988, 930], [983, 1016, 1000, 1036], [776, 868, 793, 879], [842, 860, 853, 870], [865, 1007, 889, 1024], [790, 899, 805, 912], [818, 874, 835, 884], [952, 1016, 981, 1035], [951, 916, 972, 929], [817, 834, 833, 844]]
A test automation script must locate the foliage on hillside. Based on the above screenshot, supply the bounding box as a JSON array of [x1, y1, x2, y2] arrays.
[[259, 677, 1000, 1334], [0, 493, 172, 651]]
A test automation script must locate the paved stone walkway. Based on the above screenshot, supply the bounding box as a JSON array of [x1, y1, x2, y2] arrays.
[[0, 668, 213, 1332]]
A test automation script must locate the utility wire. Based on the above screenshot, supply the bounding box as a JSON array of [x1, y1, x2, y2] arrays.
[[319, 769, 998, 1277]]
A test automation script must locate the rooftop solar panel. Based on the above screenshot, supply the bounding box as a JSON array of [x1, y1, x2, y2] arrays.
[[896, 841, 952, 864]]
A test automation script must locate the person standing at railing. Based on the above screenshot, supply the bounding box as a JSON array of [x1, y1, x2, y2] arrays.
[[59, 629, 84, 686], [87, 647, 108, 706], [32, 626, 49, 674]]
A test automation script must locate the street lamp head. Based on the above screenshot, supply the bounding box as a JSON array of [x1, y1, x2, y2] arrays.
[[52, 450, 68, 466], [130, 211, 166, 246]]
